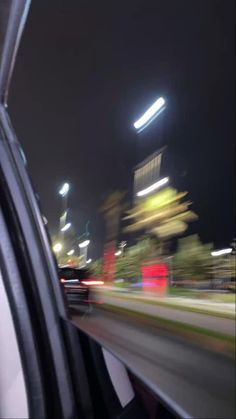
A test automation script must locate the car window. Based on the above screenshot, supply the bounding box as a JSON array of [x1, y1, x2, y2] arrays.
[[4, 1, 235, 419]]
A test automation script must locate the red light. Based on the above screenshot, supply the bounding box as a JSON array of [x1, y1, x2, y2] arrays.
[[81, 280, 104, 286], [142, 264, 168, 278]]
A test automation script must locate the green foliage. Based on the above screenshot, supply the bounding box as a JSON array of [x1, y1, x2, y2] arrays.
[[115, 237, 157, 279], [115, 253, 140, 279], [124, 187, 197, 240], [90, 259, 103, 277], [173, 235, 213, 281]]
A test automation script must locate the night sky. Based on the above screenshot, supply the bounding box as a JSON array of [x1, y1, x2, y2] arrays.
[[9, 0, 235, 259]]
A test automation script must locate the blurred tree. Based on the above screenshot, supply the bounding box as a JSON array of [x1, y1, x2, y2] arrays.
[[90, 259, 103, 277], [115, 237, 157, 280], [173, 235, 212, 282], [123, 187, 197, 247]]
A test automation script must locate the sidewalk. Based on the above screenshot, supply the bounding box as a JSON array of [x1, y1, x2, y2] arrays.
[[102, 286, 235, 316], [99, 290, 235, 337], [164, 296, 235, 314]]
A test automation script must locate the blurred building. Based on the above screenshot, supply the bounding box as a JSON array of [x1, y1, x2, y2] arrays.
[[101, 192, 125, 283], [133, 147, 165, 200]]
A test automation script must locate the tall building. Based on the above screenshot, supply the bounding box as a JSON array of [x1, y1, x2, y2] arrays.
[[133, 147, 165, 199]]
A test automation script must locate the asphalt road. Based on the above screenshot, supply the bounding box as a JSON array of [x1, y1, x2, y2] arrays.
[[71, 306, 235, 419]]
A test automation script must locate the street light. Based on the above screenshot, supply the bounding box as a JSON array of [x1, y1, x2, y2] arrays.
[[78, 239, 90, 268], [53, 243, 63, 253], [67, 249, 75, 256], [136, 176, 169, 197], [134, 97, 166, 132], [59, 182, 70, 236], [59, 182, 70, 197], [211, 248, 232, 287], [119, 241, 127, 255], [61, 222, 71, 232], [79, 239, 90, 248], [211, 248, 232, 257]]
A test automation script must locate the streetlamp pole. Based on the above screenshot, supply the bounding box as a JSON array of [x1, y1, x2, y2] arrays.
[[58, 182, 70, 238], [211, 248, 232, 288], [78, 221, 90, 267], [79, 239, 90, 267]]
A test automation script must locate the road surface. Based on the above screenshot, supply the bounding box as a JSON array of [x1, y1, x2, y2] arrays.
[[71, 306, 235, 419]]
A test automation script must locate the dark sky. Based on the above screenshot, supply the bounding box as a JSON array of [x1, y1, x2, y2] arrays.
[[9, 0, 235, 258]]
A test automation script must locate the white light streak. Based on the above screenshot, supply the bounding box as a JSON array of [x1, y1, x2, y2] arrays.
[[59, 182, 70, 196], [53, 243, 62, 253], [67, 249, 75, 256], [79, 239, 90, 248], [61, 222, 71, 232], [211, 248, 232, 257], [134, 97, 165, 130], [137, 177, 169, 197]]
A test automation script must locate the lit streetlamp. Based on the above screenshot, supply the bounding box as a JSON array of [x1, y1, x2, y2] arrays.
[[60, 222, 71, 232], [119, 241, 127, 256], [79, 239, 90, 248], [58, 182, 70, 236], [134, 97, 166, 132], [211, 248, 232, 288], [53, 243, 63, 253], [67, 249, 75, 256], [211, 248, 232, 257], [79, 239, 90, 267], [59, 182, 70, 197]]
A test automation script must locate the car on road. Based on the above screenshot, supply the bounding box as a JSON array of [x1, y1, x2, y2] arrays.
[[58, 266, 104, 308]]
